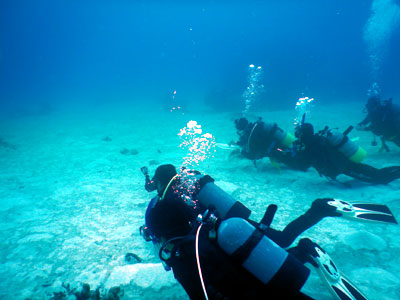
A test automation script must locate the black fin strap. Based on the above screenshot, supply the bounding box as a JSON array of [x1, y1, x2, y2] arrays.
[[301, 113, 306, 125], [230, 229, 264, 265], [225, 201, 252, 220], [342, 125, 354, 136], [260, 204, 277, 228]]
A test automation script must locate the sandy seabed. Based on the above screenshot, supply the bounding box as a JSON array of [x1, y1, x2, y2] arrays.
[[0, 101, 399, 300]]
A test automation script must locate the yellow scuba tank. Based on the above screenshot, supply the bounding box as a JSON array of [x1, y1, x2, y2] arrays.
[[325, 126, 367, 163], [259, 122, 295, 148]]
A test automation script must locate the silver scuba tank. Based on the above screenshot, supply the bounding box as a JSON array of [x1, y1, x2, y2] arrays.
[[196, 182, 251, 220], [217, 217, 310, 292]]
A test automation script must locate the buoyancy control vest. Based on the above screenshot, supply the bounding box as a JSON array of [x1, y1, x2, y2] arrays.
[[320, 126, 366, 163]]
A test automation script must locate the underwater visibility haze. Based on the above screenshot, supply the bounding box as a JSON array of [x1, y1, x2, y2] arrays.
[[0, 0, 399, 113], [0, 0, 400, 299]]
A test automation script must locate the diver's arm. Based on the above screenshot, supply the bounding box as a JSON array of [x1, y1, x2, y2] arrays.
[[357, 116, 371, 129], [141, 166, 157, 192], [145, 174, 157, 192]]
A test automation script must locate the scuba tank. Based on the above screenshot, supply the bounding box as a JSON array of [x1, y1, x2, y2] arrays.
[[250, 122, 295, 149], [323, 126, 366, 163], [246, 121, 295, 160], [216, 217, 310, 293], [195, 181, 251, 220], [262, 123, 295, 148]]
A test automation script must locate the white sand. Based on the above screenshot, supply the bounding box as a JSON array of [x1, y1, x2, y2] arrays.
[[0, 101, 399, 299]]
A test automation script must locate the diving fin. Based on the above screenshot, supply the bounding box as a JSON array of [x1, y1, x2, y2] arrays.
[[304, 239, 368, 300], [269, 158, 282, 172], [327, 199, 398, 224], [215, 143, 241, 151]]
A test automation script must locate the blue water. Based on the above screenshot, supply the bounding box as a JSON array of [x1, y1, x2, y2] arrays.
[[1, 0, 399, 114]]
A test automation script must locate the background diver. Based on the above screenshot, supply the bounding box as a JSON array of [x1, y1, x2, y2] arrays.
[[227, 117, 297, 168], [290, 121, 400, 184], [357, 93, 400, 151], [139, 164, 397, 300]]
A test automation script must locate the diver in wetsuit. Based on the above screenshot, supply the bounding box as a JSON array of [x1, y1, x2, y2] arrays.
[[139, 164, 382, 300], [357, 95, 400, 151], [295, 122, 400, 184], [232, 117, 298, 167]]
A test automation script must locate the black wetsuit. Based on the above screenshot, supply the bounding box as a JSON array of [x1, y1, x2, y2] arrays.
[[145, 173, 343, 300], [236, 121, 303, 171], [236, 121, 271, 160], [298, 131, 400, 184]]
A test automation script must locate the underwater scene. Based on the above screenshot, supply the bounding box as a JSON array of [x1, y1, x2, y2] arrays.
[[1, 1, 400, 299]]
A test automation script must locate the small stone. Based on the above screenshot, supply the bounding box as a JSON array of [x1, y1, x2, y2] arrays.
[[129, 149, 138, 155], [149, 160, 159, 166], [120, 148, 129, 155], [125, 253, 142, 264], [120, 148, 138, 155]]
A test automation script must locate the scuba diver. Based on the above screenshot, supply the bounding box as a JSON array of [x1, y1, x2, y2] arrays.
[[139, 164, 397, 300], [293, 118, 400, 184], [357, 94, 400, 151], [229, 117, 300, 168]]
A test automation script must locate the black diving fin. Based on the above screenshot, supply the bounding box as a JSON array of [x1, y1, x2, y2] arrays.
[[327, 199, 398, 224]]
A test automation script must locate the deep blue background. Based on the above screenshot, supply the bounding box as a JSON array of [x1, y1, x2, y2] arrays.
[[0, 0, 399, 113]]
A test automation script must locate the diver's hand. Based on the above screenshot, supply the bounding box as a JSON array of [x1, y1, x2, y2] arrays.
[[356, 124, 366, 131], [140, 166, 149, 176]]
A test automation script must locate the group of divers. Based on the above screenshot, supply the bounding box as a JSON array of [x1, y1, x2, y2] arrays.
[[138, 93, 400, 300]]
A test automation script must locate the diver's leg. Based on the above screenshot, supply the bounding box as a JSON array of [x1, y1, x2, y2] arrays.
[[346, 163, 400, 184], [378, 166, 400, 183], [343, 162, 383, 183], [273, 199, 340, 248]]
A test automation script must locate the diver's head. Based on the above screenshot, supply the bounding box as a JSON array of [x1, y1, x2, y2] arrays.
[[235, 117, 249, 131], [152, 164, 177, 194], [366, 95, 381, 112], [295, 123, 314, 143]]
